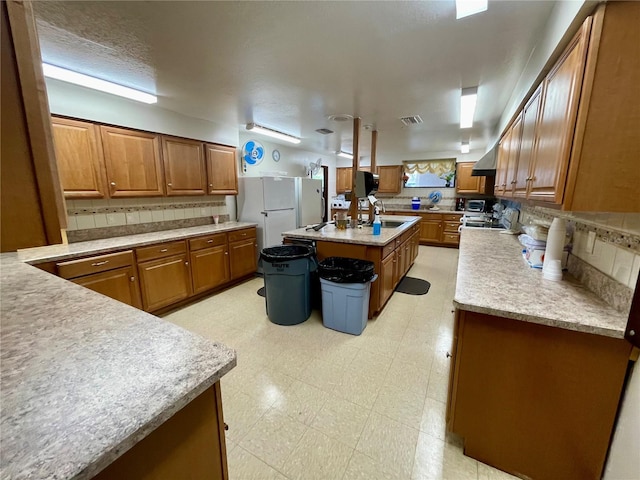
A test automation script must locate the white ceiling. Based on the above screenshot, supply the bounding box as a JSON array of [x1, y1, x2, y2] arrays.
[[33, 1, 555, 160]]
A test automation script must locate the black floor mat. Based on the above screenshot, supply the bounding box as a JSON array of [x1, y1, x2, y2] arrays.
[[395, 277, 431, 295], [257, 287, 265, 297]]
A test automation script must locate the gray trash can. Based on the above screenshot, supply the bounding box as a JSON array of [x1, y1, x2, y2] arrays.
[[318, 257, 377, 335], [260, 245, 317, 325]]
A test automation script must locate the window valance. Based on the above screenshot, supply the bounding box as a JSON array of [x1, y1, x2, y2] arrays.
[[403, 158, 456, 175]]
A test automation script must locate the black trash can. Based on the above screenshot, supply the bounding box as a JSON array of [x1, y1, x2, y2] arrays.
[[318, 257, 377, 335], [259, 245, 317, 325]]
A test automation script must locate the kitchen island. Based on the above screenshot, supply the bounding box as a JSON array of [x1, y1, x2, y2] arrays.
[[448, 229, 633, 480], [282, 215, 421, 317], [0, 252, 236, 479]]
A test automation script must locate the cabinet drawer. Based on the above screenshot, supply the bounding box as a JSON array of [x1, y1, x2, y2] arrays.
[[136, 241, 187, 262], [57, 250, 134, 279], [443, 214, 463, 222], [442, 233, 460, 244], [189, 233, 227, 252], [382, 241, 395, 259], [228, 228, 256, 243], [444, 221, 461, 233]]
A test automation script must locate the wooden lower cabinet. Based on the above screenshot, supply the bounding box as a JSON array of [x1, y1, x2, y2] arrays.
[[138, 253, 192, 311], [191, 245, 230, 295], [447, 309, 632, 480], [229, 238, 258, 280], [419, 217, 443, 244], [93, 382, 229, 480], [379, 251, 396, 308], [72, 266, 142, 309]]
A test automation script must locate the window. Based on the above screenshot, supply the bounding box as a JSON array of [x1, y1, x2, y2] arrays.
[[403, 159, 456, 188]]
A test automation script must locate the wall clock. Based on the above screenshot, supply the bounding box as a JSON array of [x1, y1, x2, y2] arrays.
[[272, 149, 281, 162]]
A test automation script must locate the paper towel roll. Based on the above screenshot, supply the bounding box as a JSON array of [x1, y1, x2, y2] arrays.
[[542, 217, 566, 280]]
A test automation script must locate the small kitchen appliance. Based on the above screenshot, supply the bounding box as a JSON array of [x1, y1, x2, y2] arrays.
[[455, 198, 466, 211], [466, 199, 485, 212], [354, 171, 379, 197]]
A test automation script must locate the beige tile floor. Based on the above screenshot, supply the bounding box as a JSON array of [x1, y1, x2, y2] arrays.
[[165, 246, 518, 480]]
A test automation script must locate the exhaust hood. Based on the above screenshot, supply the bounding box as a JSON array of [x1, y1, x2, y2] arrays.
[[471, 145, 497, 177]]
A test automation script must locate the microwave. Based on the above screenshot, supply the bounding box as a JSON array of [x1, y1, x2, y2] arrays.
[[466, 200, 486, 212]]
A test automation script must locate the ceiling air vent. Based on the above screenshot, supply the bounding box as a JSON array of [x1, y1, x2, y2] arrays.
[[315, 128, 334, 135], [399, 115, 423, 126]]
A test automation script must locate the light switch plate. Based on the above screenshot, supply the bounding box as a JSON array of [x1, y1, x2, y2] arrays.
[[586, 231, 596, 254]]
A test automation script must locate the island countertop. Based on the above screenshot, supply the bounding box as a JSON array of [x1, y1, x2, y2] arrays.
[[454, 229, 629, 338], [282, 215, 420, 246], [0, 252, 236, 479]]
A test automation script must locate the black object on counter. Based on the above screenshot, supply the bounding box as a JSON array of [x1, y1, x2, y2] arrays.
[[318, 257, 375, 284]]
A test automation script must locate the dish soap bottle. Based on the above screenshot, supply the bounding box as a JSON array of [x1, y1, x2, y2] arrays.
[[373, 206, 381, 236]]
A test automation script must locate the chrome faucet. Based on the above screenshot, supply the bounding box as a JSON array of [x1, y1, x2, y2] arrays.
[[377, 199, 386, 213]]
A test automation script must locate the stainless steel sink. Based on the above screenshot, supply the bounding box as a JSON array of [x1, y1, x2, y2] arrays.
[[364, 220, 406, 228]]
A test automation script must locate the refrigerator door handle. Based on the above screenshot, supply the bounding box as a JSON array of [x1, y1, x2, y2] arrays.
[[320, 196, 325, 219], [261, 211, 268, 217]]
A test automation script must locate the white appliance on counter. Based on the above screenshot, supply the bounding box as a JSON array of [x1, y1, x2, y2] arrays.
[[238, 177, 298, 264], [294, 177, 323, 227]]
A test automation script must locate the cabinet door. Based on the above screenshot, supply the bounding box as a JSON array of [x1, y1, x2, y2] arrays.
[[376, 166, 402, 194], [514, 85, 543, 198], [394, 243, 404, 285], [162, 136, 206, 196], [191, 244, 230, 295], [529, 27, 588, 203], [494, 135, 509, 195], [419, 218, 442, 243], [72, 265, 142, 309], [336, 168, 353, 193], [100, 126, 164, 197], [455, 162, 481, 194], [404, 240, 411, 275], [206, 144, 238, 195], [380, 251, 396, 307], [504, 113, 523, 198], [51, 117, 108, 199], [229, 238, 257, 280], [138, 253, 191, 311]]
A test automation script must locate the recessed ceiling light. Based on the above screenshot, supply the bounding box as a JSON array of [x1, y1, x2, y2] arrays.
[[363, 124, 374, 131], [461, 141, 470, 154], [460, 87, 478, 129], [456, 0, 488, 19], [328, 114, 353, 122], [42, 63, 157, 104], [246, 123, 301, 144]]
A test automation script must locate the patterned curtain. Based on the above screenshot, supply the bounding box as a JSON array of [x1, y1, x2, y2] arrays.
[[403, 159, 456, 175]]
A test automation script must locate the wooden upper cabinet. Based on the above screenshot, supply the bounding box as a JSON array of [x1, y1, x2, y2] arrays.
[[528, 22, 589, 203], [336, 167, 353, 193], [162, 136, 206, 196], [494, 132, 510, 195], [100, 125, 164, 197], [456, 163, 481, 194], [504, 112, 523, 198], [376, 165, 402, 194], [513, 85, 543, 199], [51, 117, 108, 199], [206, 144, 238, 195]]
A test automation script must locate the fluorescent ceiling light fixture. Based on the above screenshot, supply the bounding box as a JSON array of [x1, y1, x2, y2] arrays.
[[460, 87, 478, 129], [337, 151, 353, 159], [246, 123, 300, 144], [456, 0, 488, 19], [461, 142, 470, 154], [42, 63, 157, 104]]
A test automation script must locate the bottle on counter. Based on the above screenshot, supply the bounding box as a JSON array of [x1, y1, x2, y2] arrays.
[[373, 206, 381, 235]]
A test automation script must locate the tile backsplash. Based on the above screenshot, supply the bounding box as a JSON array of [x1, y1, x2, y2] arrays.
[[377, 188, 458, 210], [65, 196, 232, 242]]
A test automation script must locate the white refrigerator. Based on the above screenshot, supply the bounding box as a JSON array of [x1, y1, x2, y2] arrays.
[[294, 177, 323, 227], [237, 177, 298, 264]]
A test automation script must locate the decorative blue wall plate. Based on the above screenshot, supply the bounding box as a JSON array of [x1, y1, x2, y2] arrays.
[[242, 140, 265, 166]]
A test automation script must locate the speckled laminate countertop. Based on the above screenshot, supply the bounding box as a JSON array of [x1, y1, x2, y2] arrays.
[[1, 227, 242, 478], [282, 215, 420, 246], [331, 206, 462, 214], [18, 221, 258, 264], [454, 229, 628, 338]]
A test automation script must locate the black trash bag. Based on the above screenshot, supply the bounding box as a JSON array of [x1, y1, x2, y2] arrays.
[[260, 245, 314, 263], [318, 257, 375, 283]]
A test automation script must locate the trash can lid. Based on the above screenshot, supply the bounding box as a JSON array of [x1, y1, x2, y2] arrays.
[[260, 245, 314, 262], [318, 256, 375, 283]]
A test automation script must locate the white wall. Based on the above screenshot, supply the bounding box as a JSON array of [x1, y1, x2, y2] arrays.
[[238, 132, 338, 198], [45, 78, 238, 146]]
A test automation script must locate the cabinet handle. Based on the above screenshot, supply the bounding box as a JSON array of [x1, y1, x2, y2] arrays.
[[167, 183, 172, 187], [209, 184, 213, 187], [225, 251, 228, 255], [110, 182, 116, 187], [501, 183, 507, 187], [511, 180, 517, 184], [207, 239, 214, 243], [255, 244, 258, 247], [160, 248, 168, 253], [91, 260, 109, 267], [185, 261, 189, 266], [130, 276, 135, 282]]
